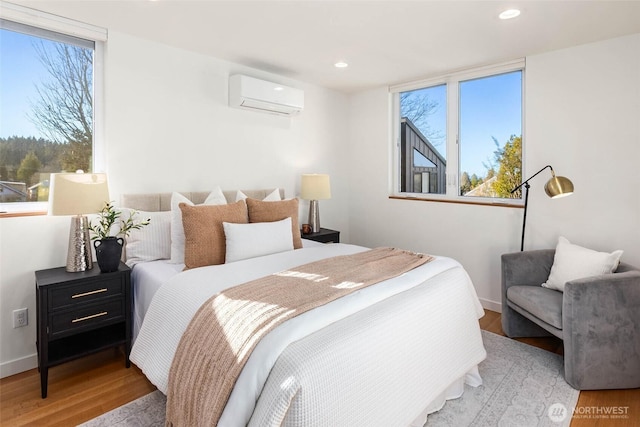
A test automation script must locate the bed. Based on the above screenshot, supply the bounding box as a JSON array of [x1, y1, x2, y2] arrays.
[[123, 188, 487, 426]]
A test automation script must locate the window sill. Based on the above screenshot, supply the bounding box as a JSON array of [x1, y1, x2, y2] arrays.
[[0, 210, 47, 218], [388, 195, 523, 209], [0, 202, 48, 218]]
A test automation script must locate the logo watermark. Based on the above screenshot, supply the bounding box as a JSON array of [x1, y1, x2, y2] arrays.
[[548, 403, 568, 423], [572, 405, 630, 420], [548, 403, 631, 423]]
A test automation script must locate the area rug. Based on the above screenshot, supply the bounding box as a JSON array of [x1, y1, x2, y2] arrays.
[[79, 330, 579, 427], [425, 331, 578, 426]]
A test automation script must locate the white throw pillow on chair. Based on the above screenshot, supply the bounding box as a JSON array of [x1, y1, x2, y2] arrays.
[[542, 236, 623, 291]]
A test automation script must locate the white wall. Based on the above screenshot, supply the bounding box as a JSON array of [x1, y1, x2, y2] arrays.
[[525, 34, 640, 257], [0, 31, 350, 377], [347, 33, 640, 311]]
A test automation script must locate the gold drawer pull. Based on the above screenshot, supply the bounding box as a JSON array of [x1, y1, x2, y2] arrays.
[[72, 288, 107, 299], [72, 312, 108, 323]]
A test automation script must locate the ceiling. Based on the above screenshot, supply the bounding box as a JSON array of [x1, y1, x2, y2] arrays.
[[12, 0, 640, 93]]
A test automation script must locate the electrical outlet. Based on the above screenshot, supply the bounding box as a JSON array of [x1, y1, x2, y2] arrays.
[[13, 308, 28, 328]]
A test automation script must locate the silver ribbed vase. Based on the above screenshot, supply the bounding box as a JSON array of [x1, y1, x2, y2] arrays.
[[66, 215, 93, 272], [308, 200, 320, 233]]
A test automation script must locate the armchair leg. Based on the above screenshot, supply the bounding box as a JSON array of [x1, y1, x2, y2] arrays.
[[502, 304, 554, 338]]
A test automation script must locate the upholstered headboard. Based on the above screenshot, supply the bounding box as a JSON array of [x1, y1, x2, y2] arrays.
[[120, 188, 285, 211]]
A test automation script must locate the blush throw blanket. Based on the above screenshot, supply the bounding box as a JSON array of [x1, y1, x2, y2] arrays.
[[165, 247, 433, 426]]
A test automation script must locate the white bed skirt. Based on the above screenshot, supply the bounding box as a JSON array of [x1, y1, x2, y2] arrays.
[[411, 366, 483, 426]]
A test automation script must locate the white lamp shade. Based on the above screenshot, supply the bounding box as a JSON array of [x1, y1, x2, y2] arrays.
[[301, 174, 331, 200], [49, 172, 110, 215]]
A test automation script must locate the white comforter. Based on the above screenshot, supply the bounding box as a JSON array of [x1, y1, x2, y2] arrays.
[[130, 244, 486, 426]]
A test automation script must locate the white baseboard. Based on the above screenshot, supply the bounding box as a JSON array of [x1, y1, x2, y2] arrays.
[[0, 353, 37, 379], [479, 298, 501, 313]]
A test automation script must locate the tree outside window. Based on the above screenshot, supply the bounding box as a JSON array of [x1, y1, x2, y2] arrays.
[[0, 21, 94, 206]]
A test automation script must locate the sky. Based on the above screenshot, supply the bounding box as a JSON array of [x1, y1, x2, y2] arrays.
[[402, 70, 522, 178], [0, 28, 55, 140], [459, 71, 522, 177]]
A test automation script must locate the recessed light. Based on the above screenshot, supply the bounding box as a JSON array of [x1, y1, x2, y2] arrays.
[[273, 86, 284, 91], [499, 9, 521, 20], [334, 61, 348, 68]]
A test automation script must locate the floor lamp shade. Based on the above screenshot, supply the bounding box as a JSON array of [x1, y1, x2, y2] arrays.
[[511, 166, 574, 251], [49, 173, 110, 272], [544, 174, 574, 199], [301, 174, 331, 233]]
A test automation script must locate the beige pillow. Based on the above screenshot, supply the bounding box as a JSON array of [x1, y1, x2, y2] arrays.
[[170, 189, 227, 264], [246, 198, 302, 249], [180, 200, 248, 269]]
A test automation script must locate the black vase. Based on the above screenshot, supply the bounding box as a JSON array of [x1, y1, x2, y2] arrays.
[[94, 237, 124, 273]]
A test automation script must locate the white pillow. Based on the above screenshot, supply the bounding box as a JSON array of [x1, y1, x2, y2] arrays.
[[235, 189, 281, 202], [542, 236, 623, 291], [123, 210, 171, 267], [223, 217, 294, 263], [170, 187, 227, 263]]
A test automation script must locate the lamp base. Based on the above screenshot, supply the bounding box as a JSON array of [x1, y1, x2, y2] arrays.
[[308, 200, 320, 233], [66, 215, 93, 272]]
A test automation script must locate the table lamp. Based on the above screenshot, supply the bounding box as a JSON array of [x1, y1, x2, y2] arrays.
[[300, 174, 331, 233], [49, 172, 109, 272]]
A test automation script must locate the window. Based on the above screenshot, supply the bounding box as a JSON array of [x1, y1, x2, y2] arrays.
[[0, 5, 106, 215], [392, 60, 524, 204]]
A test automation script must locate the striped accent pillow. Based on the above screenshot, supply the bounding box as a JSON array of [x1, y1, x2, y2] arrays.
[[123, 210, 171, 267]]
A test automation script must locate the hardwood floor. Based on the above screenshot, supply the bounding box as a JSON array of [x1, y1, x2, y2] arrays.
[[0, 310, 638, 426], [0, 349, 155, 426]]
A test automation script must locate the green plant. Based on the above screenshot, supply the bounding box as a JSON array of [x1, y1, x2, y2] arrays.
[[89, 201, 150, 240]]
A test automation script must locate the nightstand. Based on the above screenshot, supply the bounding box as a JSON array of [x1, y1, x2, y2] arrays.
[[302, 227, 340, 244], [35, 262, 132, 398]]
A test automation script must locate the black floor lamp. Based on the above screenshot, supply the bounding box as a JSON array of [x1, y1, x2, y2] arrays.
[[510, 165, 574, 251]]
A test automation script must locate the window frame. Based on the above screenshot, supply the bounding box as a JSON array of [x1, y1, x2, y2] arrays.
[[0, 2, 106, 217], [389, 59, 526, 206]]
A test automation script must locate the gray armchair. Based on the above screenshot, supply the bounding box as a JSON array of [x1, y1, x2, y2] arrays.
[[501, 249, 640, 390]]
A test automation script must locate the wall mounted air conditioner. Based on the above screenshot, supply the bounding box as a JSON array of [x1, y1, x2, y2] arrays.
[[229, 74, 304, 116]]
